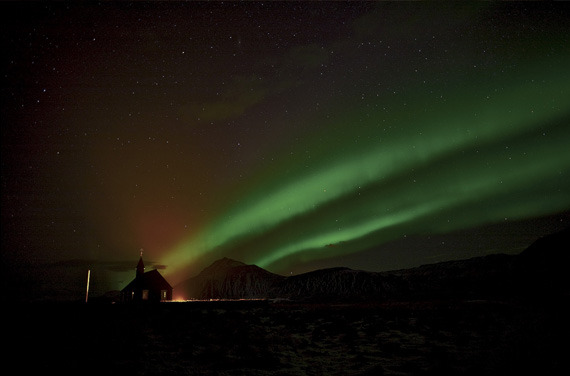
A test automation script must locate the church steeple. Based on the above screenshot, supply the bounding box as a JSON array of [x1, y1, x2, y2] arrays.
[[136, 249, 145, 277]]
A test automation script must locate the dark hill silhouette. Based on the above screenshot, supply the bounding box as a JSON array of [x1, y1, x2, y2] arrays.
[[387, 253, 518, 300], [199, 257, 247, 275], [270, 267, 408, 302], [176, 257, 285, 299], [515, 227, 570, 296], [175, 228, 569, 301], [517, 227, 569, 266]]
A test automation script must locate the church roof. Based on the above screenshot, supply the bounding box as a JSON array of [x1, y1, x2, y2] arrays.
[[122, 269, 172, 292]]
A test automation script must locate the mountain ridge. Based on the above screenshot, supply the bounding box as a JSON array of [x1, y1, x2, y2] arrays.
[[177, 257, 285, 300], [175, 228, 569, 301]]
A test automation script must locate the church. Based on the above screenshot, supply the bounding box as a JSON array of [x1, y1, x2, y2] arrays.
[[121, 254, 173, 302]]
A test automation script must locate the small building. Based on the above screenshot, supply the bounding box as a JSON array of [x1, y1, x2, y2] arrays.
[[121, 255, 173, 302]]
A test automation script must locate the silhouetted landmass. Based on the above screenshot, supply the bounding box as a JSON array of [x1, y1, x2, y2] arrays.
[[270, 267, 408, 302], [7, 229, 569, 375], [515, 226, 570, 295], [176, 228, 570, 302], [177, 257, 285, 299]]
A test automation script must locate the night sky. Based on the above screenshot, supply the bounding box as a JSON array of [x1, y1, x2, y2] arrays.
[[2, 1, 570, 301]]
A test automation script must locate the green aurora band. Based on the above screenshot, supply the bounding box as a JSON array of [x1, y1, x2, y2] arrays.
[[161, 56, 570, 279]]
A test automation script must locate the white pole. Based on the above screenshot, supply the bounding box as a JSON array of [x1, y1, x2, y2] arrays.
[[85, 269, 91, 303]]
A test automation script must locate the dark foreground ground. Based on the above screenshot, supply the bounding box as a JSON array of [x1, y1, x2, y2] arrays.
[[6, 298, 568, 375]]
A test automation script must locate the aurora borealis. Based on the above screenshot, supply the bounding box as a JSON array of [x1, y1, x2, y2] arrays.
[[2, 1, 570, 300], [163, 60, 570, 277]]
